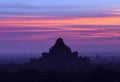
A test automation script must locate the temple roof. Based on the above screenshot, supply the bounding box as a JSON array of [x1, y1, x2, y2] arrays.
[[54, 38, 65, 47], [50, 38, 70, 52]]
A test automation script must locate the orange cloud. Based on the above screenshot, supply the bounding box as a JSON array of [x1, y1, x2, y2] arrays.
[[0, 16, 120, 28], [0, 15, 120, 45]]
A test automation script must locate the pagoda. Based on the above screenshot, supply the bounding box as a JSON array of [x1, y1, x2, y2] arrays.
[[30, 38, 90, 71], [42, 38, 78, 61]]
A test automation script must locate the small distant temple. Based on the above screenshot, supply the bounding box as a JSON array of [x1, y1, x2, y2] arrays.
[[30, 38, 90, 71]]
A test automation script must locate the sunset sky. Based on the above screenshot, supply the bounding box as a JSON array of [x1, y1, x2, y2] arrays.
[[0, 0, 120, 54]]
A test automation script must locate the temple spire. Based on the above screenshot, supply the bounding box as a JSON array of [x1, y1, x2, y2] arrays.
[[54, 38, 65, 47]]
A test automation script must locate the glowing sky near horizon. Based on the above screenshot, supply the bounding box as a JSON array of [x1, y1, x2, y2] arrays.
[[0, 0, 120, 54]]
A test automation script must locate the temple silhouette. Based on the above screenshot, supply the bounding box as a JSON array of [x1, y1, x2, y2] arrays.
[[0, 38, 120, 82], [29, 38, 90, 71]]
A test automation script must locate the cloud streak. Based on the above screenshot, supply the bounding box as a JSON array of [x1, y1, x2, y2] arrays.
[[0, 1, 120, 53]]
